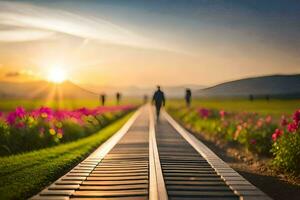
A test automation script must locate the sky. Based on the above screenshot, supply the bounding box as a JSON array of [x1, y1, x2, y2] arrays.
[[0, 0, 299, 87]]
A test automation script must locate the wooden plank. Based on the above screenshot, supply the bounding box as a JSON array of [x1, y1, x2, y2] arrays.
[[168, 190, 239, 197], [86, 175, 148, 181], [89, 172, 148, 177], [40, 190, 75, 196], [78, 184, 148, 191], [71, 197, 147, 200], [72, 189, 148, 197], [165, 180, 227, 186], [91, 169, 147, 174]]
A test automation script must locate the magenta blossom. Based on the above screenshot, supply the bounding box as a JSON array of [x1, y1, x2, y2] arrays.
[[293, 109, 300, 124], [15, 107, 26, 118], [39, 106, 53, 115], [37, 106, 54, 120], [198, 108, 210, 119], [77, 107, 89, 115], [219, 110, 227, 119], [287, 122, 298, 133], [272, 128, 283, 141], [54, 110, 69, 120], [6, 112, 17, 125]]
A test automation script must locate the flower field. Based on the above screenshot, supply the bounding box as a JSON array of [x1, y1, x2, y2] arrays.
[[167, 104, 300, 175], [0, 105, 136, 155], [0, 113, 133, 200]]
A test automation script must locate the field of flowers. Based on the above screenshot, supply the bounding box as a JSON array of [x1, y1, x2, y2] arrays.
[[167, 104, 300, 175], [0, 105, 136, 155]]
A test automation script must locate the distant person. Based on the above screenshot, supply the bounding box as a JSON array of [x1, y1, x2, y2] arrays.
[[143, 95, 148, 104], [266, 95, 270, 101], [152, 86, 165, 120], [185, 88, 192, 107], [249, 94, 254, 101], [100, 93, 106, 106], [116, 92, 121, 105]]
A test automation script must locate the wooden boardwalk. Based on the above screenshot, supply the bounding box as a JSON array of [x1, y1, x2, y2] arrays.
[[31, 106, 272, 200]]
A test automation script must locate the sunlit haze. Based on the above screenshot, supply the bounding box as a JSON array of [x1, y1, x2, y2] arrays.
[[0, 0, 299, 88], [47, 67, 67, 83]]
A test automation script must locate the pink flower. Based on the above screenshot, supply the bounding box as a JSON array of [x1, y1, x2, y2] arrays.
[[287, 122, 298, 133], [293, 110, 300, 124], [6, 112, 17, 125], [39, 106, 53, 115], [7, 107, 26, 124], [15, 107, 26, 118], [265, 115, 272, 124], [256, 119, 263, 128], [37, 106, 54, 120], [219, 110, 226, 119], [198, 108, 210, 119], [54, 110, 68, 120], [77, 107, 91, 115], [272, 128, 283, 141]]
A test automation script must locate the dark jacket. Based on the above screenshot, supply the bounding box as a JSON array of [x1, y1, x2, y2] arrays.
[[152, 90, 165, 107]]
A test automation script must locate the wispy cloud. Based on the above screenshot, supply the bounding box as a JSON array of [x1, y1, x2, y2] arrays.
[[5, 71, 20, 77], [2, 69, 40, 80], [0, 1, 168, 51], [0, 28, 55, 42]]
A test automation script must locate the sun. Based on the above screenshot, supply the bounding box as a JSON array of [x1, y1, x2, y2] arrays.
[[47, 67, 67, 83]]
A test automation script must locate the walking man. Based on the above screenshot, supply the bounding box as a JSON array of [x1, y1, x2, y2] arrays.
[[100, 93, 106, 106], [116, 92, 121, 105], [152, 86, 165, 120], [185, 88, 192, 107]]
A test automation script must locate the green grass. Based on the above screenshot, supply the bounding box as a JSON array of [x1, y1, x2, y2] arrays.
[[0, 98, 142, 111], [0, 112, 133, 200], [168, 99, 300, 116]]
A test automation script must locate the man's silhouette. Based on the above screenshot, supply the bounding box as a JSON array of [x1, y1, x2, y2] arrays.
[[152, 86, 165, 120], [100, 94, 106, 106], [116, 92, 121, 105], [185, 88, 192, 107]]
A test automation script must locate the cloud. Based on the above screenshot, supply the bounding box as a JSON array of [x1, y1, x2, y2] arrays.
[[0, 28, 55, 42], [4, 69, 40, 78], [5, 71, 20, 77], [0, 1, 170, 51]]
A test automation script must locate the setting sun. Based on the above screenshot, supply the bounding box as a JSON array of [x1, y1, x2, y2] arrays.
[[47, 67, 67, 83]]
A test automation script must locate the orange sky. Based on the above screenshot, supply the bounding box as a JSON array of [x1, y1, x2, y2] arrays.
[[0, 1, 299, 87]]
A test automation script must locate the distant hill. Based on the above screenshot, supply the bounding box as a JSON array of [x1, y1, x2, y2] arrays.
[[0, 81, 205, 99], [82, 84, 206, 98], [196, 74, 300, 98], [0, 81, 98, 99]]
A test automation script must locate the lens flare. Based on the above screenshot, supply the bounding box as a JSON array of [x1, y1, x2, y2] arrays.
[[47, 67, 67, 83]]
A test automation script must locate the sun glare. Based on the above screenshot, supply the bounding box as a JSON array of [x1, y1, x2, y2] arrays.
[[47, 67, 67, 83]]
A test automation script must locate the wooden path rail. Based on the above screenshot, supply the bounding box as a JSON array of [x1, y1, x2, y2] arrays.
[[31, 106, 272, 200]]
